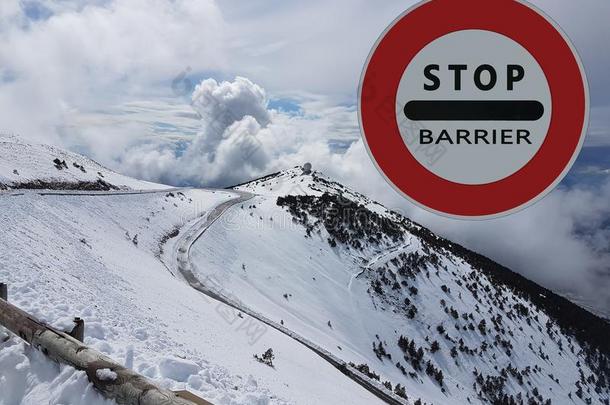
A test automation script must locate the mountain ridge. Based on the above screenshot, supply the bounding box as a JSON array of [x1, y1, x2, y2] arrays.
[[237, 166, 610, 351], [1, 141, 608, 404], [0, 136, 165, 191], [218, 167, 610, 404]]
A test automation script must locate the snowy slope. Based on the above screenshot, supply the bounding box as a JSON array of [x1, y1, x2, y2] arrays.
[[186, 167, 610, 405], [0, 335, 113, 405], [0, 146, 383, 404], [0, 135, 164, 190]]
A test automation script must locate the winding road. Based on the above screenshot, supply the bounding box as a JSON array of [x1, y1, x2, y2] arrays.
[[7, 185, 407, 404], [169, 189, 407, 405]]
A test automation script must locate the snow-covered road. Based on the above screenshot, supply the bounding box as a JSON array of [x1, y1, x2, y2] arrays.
[[1, 186, 387, 405], [0, 137, 396, 404], [169, 190, 406, 405]]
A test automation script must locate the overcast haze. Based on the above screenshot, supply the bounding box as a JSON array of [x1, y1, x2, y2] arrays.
[[0, 0, 608, 315]]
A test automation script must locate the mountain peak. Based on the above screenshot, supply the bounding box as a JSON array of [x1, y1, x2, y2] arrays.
[[233, 166, 324, 195], [233, 166, 396, 217], [221, 166, 610, 403], [0, 137, 165, 191]]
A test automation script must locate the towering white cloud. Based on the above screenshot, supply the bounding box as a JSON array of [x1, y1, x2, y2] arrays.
[[117, 76, 349, 187], [185, 76, 271, 171]]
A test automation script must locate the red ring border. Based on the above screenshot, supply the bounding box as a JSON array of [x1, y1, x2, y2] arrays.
[[359, 0, 588, 218]]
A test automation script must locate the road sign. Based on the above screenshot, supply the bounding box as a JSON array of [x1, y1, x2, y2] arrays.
[[358, 0, 589, 219]]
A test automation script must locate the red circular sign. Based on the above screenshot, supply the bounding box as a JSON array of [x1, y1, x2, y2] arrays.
[[358, 0, 589, 219]]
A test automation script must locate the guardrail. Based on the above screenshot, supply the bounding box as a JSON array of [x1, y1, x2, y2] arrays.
[[0, 282, 201, 405]]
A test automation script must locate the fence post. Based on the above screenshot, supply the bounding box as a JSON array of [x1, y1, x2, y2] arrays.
[[70, 317, 85, 342], [0, 283, 7, 301]]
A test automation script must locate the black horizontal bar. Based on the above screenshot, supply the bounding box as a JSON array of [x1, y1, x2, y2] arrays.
[[404, 100, 544, 121]]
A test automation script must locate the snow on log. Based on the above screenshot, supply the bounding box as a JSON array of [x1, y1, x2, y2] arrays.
[[0, 296, 199, 405]]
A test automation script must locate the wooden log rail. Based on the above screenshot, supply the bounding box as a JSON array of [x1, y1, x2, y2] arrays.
[[0, 289, 198, 405]]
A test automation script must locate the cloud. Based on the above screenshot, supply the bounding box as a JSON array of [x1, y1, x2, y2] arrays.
[[530, 0, 610, 108], [115, 77, 356, 187], [218, 0, 417, 97], [0, 0, 225, 144], [218, 0, 610, 133], [188, 76, 271, 157], [413, 182, 610, 315], [588, 106, 610, 147], [114, 76, 272, 187]]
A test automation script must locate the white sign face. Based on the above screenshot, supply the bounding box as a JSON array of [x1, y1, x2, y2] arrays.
[[396, 29, 552, 185]]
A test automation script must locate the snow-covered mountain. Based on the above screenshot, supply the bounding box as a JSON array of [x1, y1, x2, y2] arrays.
[[188, 167, 609, 405], [1, 139, 609, 405], [0, 140, 382, 405], [0, 135, 163, 190]]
